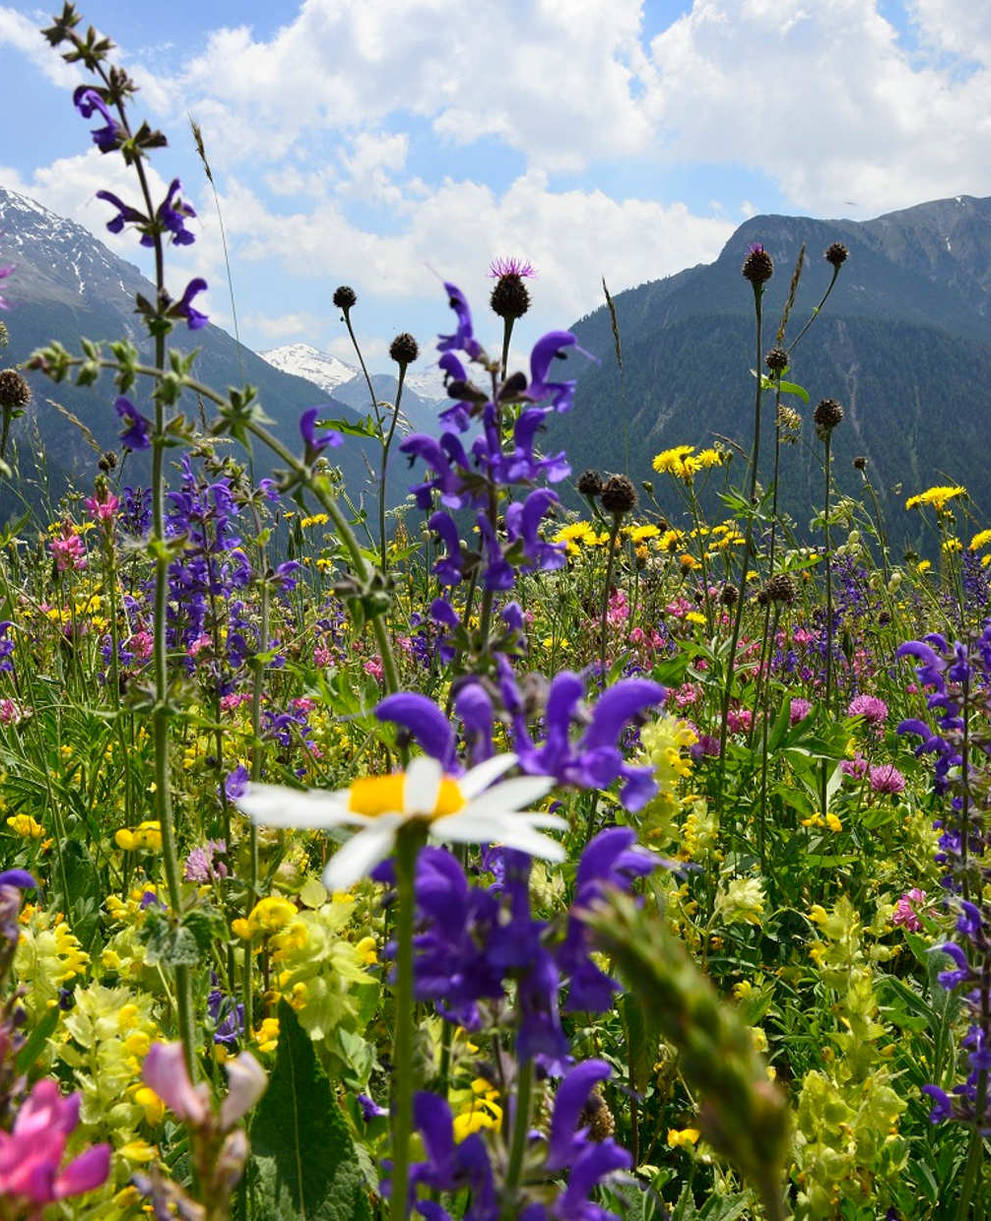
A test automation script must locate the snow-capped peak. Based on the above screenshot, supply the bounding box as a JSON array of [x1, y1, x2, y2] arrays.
[[260, 343, 356, 394]]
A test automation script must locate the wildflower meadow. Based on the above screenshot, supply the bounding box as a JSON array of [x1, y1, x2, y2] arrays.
[[0, 7, 990, 1220]]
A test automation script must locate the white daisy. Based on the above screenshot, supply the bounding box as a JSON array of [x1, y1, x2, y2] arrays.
[[235, 753, 564, 891]]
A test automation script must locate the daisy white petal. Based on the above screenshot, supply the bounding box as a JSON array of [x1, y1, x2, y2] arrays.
[[458, 753, 519, 798], [435, 815, 566, 862], [236, 783, 354, 829], [322, 817, 404, 891], [403, 755, 443, 814], [459, 775, 555, 819]]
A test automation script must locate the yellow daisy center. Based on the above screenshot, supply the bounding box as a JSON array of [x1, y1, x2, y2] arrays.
[[348, 773, 466, 819]]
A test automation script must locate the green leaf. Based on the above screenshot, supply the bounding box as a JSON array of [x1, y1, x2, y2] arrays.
[[623, 991, 659, 1095], [16, 1006, 60, 1073], [250, 1001, 372, 1221], [775, 379, 809, 403]]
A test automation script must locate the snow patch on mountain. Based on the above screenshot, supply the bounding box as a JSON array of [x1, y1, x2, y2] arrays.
[[259, 343, 356, 394]]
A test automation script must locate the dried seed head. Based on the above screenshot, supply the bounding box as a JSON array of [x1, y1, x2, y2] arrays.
[[719, 583, 739, 607], [332, 285, 357, 311], [825, 242, 849, 268], [489, 274, 531, 321], [579, 1088, 616, 1142], [389, 332, 419, 366], [0, 370, 30, 411], [813, 397, 844, 439], [98, 450, 118, 473], [576, 469, 604, 498], [764, 573, 797, 604], [853, 455, 867, 471], [600, 474, 638, 517], [742, 243, 774, 286], [765, 347, 788, 374]]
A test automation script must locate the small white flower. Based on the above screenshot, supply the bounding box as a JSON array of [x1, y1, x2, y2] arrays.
[[235, 754, 564, 891]]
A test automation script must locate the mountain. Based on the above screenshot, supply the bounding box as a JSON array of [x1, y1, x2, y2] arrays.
[[552, 194, 991, 552], [262, 342, 447, 433], [0, 186, 400, 523], [260, 343, 356, 395]]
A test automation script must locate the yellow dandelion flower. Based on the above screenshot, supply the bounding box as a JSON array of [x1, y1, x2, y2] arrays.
[[969, 528, 991, 552], [905, 485, 966, 512]]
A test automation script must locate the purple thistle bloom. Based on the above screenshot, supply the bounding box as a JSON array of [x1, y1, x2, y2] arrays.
[[175, 277, 209, 330], [72, 86, 120, 152], [115, 396, 151, 451], [489, 257, 535, 278]]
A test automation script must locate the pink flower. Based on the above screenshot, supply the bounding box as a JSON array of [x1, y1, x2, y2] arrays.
[[841, 752, 868, 779], [49, 524, 86, 573], [220, 692, 250, 714], [727, 708, 752, 734], [83, 490, 119, 523], [143, 1042, 266, 1131], [673, 683, 699, 707], [847, 693, 888, 726], [314, 644, 334, 667], [129, 630, 153, 660], [0, 699, 24, 726], [869, 764, 905, 795], [0, 1079, 110, 1207], [606, 588, 629, 628], [892, 888, 927, 932], [790, 698, 813, 724], [364, 656, 384, 681]]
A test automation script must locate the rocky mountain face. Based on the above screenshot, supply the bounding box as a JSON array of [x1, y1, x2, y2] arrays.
[[552, 195, 991, 551], [0, 186, 402, 522]]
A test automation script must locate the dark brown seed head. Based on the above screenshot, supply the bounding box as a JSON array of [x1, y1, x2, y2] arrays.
[[742, 243, 774, 285], [600, 474, 638, 517], [98, 450, 118, 473], [813, 397, 844, 439], [765, 346, 788, 374], [490, 274, 531, 321], [389, 333, 419, 366], [0, 370, 30, 411], [764, 572, 797, 604], [825, 242, 849, 268], [719, 582, 739, 607], [853, 455, 867, 471], [576, 469, 604, 498], [332, 285, 357, 311]]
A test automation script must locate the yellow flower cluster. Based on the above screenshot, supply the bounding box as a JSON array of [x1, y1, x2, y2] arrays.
[[904, 485, 966, 512], [6, 813, 43, 838], [452, 1078, 502, 1142], [15, 907, 89, 1016], [114, 821, 162, 852], [299, 513, 330, 528], [253, 1017, 280, 1054], [232, 895, 299, 941], [802, 811, 844, 833], [652, 444, 726, 481], [551, 522, 610, 554], [969, 528, 991, 551]]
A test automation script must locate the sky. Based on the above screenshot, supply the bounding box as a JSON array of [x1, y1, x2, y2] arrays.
[[1, 0, 990, 389]]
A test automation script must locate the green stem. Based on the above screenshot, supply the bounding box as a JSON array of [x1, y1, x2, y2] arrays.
[[599, 515, 622, 677], [379, 365, 407, 574], [390, 823, 426, 1221], [502, 1056, 533, 1221]]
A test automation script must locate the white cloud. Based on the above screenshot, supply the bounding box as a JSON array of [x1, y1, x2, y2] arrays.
[[646, 0, 991, 214], [0, 6, 79, 87]]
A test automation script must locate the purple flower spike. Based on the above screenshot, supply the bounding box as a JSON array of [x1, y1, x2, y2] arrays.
[[94, 189, 147, 237], [115, 396, 151, 451], [157, 179, 197, 247], [375, 692, 458, 772], [299, 407, 343, 461], [437, 282, 482, 360], [175, 277, 209, 330], [0, 869, 36, 890], [528, 330, 595, 413], [72, 86, 120, 152], [546, 1059, 613, 1170]]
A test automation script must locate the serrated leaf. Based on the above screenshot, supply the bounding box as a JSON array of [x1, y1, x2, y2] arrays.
[[250, 1002, 372, 1221]]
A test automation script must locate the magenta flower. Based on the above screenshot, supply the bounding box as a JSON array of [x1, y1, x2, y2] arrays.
[[790, 698, 813, 724], [143, 1042, 266, 1131], [847, 693, 888, 726], [49, 523, 87, 573], [869, 763, 906, 795], [0, 1079, 110, 1209], [892, 888, 927, 931], [841, 752, 868, 780], [488, 256, 535, 278]]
